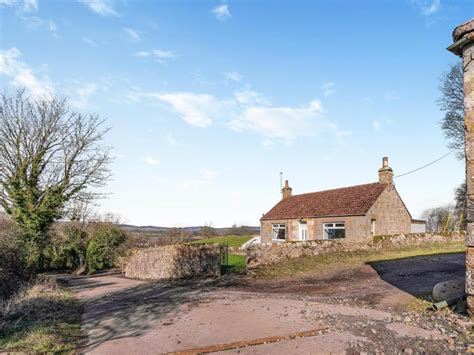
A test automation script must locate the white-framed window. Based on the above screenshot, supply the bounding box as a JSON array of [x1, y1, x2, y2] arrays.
[[371, 219, 376, 236], [272, 223, 286, 240], [323, 222, 345, 239]]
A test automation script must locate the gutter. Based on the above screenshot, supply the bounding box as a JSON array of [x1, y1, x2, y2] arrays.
[[447, 32, 474, 56]]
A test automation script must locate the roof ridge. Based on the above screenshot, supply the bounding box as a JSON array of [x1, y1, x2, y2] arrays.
[[289, 181, 386, 198]]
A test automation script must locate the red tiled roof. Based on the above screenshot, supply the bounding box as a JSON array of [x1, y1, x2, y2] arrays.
[[261, 182, 388, 220]]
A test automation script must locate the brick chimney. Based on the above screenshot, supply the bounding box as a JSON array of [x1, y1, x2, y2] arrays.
[[378, 157, 393, 185], [281, 180, 292, 199]]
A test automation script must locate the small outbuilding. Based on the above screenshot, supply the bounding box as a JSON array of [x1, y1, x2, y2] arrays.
[[260, 157, 422, 243]]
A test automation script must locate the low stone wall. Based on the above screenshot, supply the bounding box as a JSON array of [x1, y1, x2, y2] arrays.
[[125, 244, 221, 280], [246, 232, 465, 270]]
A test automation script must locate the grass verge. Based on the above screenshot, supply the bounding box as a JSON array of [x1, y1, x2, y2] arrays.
[[192, 235, 253, 248], [255, 241, 466, 278], [0, 276, 81, 353]]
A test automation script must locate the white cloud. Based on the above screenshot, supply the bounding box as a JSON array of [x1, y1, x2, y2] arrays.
[[372, 120, 381, 131], [129, 89, 345, 145], [141, 157, 160, 166], [135, 49, 176, 63], [321, 82, 336, 97], [79, 0, 119, 17], [70, 83, 97, 109], [123, 27, 140, 41], [211, 3, 231, 21], [22, 0, 37, 12], [156, 92, 231, 127], [0, 0, 38, 11], [234, 89, 270, 106], [83, 37, 98, 47], [411, 0, 441, 16], [224, 72, 242, 82], [229, 99, 333, 144], [135, 51, 149, 57], [0, 47, 53, 98]]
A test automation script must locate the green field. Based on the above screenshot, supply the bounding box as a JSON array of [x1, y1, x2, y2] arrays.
[[227, 254, 247, 272], [192, 235, 253, 248]]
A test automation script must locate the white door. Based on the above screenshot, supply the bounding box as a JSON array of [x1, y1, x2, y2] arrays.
[[299, 222, 308, 241]]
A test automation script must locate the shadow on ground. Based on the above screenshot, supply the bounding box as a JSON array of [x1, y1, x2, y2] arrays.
[[64, 274, 247, 352], [368, 252, 465, 299]]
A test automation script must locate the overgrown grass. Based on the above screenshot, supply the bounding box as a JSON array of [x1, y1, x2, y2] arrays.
[[256, 241, 466, 278], [0, 277, 81, 353], [192, 235, 253, 248]]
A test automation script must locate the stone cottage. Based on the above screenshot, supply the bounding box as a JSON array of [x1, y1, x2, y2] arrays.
[[260, 157, 423, 243]]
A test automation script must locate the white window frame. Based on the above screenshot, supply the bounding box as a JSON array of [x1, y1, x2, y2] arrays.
[[299, 221, 308, 241], [323, 222, 346, 240], [371, 219, 376, 236], [271, 223, 286, 241]]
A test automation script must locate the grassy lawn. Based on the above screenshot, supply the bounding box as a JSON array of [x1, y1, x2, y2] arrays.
[[227, 254, 247, 272], [256, 241, 466, 277], [0, 278, 81, 353], [192, 235, 253, 248]]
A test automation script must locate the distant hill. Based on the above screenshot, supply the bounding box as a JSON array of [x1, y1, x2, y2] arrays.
[[119, 224, 260, 236]]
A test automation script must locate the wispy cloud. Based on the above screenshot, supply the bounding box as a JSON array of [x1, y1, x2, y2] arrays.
[[141, 157, 160, 166], [384, 91, 400, 100], [123, 27, 140, 41], [321, 82, 336, 97], [224, 72, 242, 82], [229, 99, 332, 144], [372, 120, 381, 131], [135, 49, 176, 63], [79, 0, 119, 17], [70, 83, 97, 109], [155, 92, 232, 127], [22, 0, 37, 12], [82, 37, 98, 47], [211, 3, 231, 21], [410, 0, 441, 16], [0, 47, 53, 98], [234, 88, 271, 106], [136, 89, 345, 145]]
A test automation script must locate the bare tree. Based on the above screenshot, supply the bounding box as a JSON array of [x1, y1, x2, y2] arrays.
[[0, 90, 112, 268], [439, 63, 464, 159]]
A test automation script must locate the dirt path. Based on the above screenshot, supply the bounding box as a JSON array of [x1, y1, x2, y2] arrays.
[[65, 252, 471, 354]]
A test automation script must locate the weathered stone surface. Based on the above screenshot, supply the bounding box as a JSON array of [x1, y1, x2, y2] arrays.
[[125, 244, 221, 280], [247, 233, 465, 270], [453, 18, 474, 41]]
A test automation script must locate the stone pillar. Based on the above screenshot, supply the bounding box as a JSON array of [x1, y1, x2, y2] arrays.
[[448, 19, 474, 310]]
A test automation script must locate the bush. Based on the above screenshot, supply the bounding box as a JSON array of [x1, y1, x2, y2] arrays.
[[48, 226, 88, 271], [86, 224, 126, 274], [0, 221, 30, 300]]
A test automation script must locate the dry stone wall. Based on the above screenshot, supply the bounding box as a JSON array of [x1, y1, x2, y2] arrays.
[[246, 233, 465, 270], [125, 244, 221, 280]]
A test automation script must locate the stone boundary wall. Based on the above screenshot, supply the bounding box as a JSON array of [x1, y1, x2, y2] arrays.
[[125, 244, 221, 280], [246, 232, 465, 270]]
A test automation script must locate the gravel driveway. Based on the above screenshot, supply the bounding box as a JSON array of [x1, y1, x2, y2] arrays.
[[64, 252, 472, 354]]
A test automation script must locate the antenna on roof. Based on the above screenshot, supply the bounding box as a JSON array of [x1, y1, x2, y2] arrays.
[[280, 172, 283, 191]]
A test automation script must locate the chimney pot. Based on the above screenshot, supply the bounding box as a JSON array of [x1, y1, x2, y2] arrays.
[[281, 179, 292, 199], [378, 157, 393, 185]]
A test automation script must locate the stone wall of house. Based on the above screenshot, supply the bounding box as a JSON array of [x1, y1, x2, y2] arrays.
[[260, 185, 412, 243], [366, 185, 412, 236], [125, 244, 221, 280], [247, 232, 465, 270]]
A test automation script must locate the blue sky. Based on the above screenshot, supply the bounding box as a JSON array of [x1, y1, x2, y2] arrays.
[[0, 0, 472, 226]]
